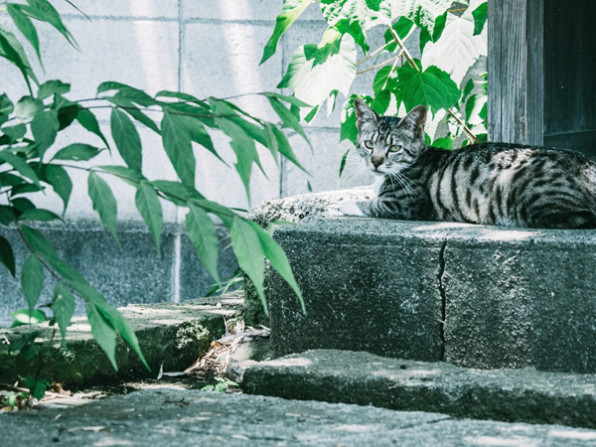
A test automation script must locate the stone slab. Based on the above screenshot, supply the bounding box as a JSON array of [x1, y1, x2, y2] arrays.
[[234, 349, 596, 429], [267, 216, 596, 373], [268, 218, 445, 361], [0, 292, 243, 388], [2, 388, 596, 446]]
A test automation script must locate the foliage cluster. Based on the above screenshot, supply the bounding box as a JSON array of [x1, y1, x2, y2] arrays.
[[0, 0, 307, 396], [262, 0, 488, 170]]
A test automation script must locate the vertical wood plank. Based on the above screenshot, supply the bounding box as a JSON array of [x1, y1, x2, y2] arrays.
[[488, 0, 543, 145]]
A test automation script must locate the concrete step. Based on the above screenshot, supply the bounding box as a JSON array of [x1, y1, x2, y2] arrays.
[[0, 292, 243, 388], [4, 388, 596, 447], [231, 348, 596, 429], [265, 217, 596, 373]]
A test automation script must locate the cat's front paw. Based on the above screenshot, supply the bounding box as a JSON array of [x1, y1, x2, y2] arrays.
[[340, 200, 365, 216]]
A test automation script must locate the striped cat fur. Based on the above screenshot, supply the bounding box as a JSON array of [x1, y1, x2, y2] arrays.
[[340, 99, 596, 229]]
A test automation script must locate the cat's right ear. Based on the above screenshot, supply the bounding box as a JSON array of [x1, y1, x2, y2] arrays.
[[354, 98, 378, 129]]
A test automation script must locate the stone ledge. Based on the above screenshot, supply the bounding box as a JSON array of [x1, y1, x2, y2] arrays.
[[0, 292, 243, 388], [267, 217, 596, 373], [233, 349, 596, 429]]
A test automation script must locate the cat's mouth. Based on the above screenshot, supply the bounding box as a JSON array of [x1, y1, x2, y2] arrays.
[[370, 167, 385, 176]]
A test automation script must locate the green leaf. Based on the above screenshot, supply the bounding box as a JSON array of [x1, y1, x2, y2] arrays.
[[98, 82, 156, 107], [21, 253, 44, 314], [0, 152, 40, 186], [174, 114, 223, 164], [248, 221, 305, 313], [38, 80, 71, 100], [395, 64, 460, 114], [1, 123, 26, 142], [339, 147, 351, 177], [161, 112, 196, 187], [111, 107, 143, 173], [98, 165, 145, 185], [18, 208, 61, 222], [267, 97, 310, 147], [262, 92, 311, 109], [44, 164, 72, 213], [333, 19, 369, 53], [230, 217, 267, 315], [472, 2, 488, 36], [155, 90, 207, 106], [53, 143, 103, 161], [261, 0, 312, 64], [31, 109, 60, 155], [0, 94, 14, 125], [391, 0, 451, 37], [106, 94, 160, 134], [88, 171, 119, 247], [10, 308, 46, 325], [15, 96, 43, 119], [0, 27, 35, 94], [320, 0, 392, 30], [135, 182, 163, 256], [76, 108, 110, 148], [431, 136, 453, 149], [6, 4, 42, 66], [21, 0, 78, 50], [55, 99, 80, 131], [384, 16, 415, 51], [86, 303, 118, 370], [269, 124, 307, 173], [186, 203, 220, 282], [52, 282, 75, 342], [152, 180, 203, 206], [0, 235, 16, 276]]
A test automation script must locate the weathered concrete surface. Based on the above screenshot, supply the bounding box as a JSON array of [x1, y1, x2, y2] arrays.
[[2, 388, 596, 447], [268, 218, 596, 373], [233, 349, 596, 429], [0, 292, 243, 388], [269, 218, 443, 361]]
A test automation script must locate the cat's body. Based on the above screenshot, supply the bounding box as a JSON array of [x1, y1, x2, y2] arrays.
[[341, 99, 596, 229]]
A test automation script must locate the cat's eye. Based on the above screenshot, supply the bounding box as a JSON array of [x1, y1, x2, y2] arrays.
[[363, 140, 373, 149], [389, 145, 401, 153]]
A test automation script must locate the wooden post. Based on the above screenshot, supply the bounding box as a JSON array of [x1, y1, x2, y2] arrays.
[[488, 0, 544, 145]]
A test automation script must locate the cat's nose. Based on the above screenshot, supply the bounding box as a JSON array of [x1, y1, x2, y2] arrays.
[[371, 156, 384, 168]]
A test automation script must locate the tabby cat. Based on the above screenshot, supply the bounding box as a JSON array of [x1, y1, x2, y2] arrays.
[[340, 99, 596, 229]]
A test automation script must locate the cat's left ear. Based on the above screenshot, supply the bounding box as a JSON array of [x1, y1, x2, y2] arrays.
[[400, 105, 427, 137], [354, 98, 379, 129]]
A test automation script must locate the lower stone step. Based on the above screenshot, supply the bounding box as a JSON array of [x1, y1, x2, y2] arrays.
[[266, 217, 596, 373], [230, 349, 596, 429]]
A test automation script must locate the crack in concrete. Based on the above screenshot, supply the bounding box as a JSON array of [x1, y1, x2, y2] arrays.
[[437, 240, 448, 361]]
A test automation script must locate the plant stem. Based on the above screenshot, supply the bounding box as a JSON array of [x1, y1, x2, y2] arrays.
[[356, 52, 403, 75], [356, 38, 396, 67]]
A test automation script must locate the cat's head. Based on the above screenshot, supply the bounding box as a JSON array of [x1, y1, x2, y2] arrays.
[[353, 99, 427, 175]]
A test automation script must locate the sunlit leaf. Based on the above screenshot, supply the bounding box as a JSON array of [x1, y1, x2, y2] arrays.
[[15, 96, 43, 119], [261, 0, 312, 64]]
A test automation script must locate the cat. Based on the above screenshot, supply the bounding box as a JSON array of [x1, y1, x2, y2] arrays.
[[339, 98, 596, 229]]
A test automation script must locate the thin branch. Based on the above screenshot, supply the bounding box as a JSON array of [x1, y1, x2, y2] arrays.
[[356, 38, 397, 67], [356, 52, 403, 75]]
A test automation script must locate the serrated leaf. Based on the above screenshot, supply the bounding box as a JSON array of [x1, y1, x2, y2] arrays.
[[52, 282, 74, 343], [384, 16, 415, 51], [390, 0, 451, 36], [248, 221, 305, 313], [21, 253, 44, 314], [7, 4, 42, 66], [53, 143, 103, 161], [38, 80, 71, 100], [86, 303, 118, 370], [261, 0, 311, 65], [0, 152, 40, 186], [31, 109, 59, 154], [321, 0, 392, 30], [231, 217, 267, 315], [111, 107, 142, 173], [0, 235, 16, 276], [15, 96, 43, 119], [186, 203, 219, 282], [44, 164, 72, 213], [88, 171, 119, 247], [420, 12, 486, 84], [76, 107, 110, 148], [135, 182, 163, 257], [395, 64, 460, 113], [278, 34, 357, 120], [161, 112, 195, 187]]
